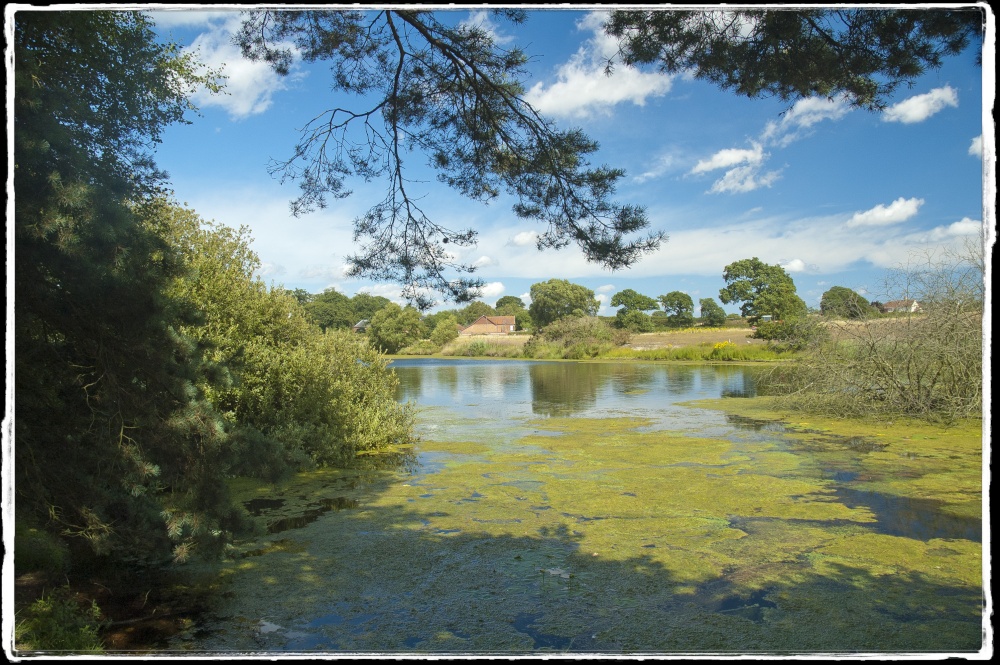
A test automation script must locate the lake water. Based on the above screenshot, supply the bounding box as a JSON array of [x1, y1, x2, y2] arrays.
[[173, 359, 983, 655]]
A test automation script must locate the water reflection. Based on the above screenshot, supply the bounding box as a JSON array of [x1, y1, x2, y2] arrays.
[[390, 359, 757, 421]]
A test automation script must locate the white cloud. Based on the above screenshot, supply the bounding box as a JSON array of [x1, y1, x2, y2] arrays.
[[523, 12, 672, 118], [299, 265, 346, 281], [847, 197, 924, 228], [969, 135, 983, 158], [149, 10, 234, 29], [596, 284, 616, 293], [472, 255, 498, 269], [691, 144, 765, 174], [917, 217, 983, 242], [477, 282, 506, 299], [883, 86, 958, 124], [779, 259, 808, 273], [761, 96, 852, 147], [634, 151, 685, 183], [358, 283, 409, 305], [256, 262, 287, 278], [185, 17, 302, 119], [510, 231, 540, 247], [708, 165, 782, 194], [459, 10, 514, 45]]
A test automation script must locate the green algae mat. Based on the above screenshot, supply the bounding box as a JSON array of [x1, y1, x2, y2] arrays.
[[170, 362, 985, 656]]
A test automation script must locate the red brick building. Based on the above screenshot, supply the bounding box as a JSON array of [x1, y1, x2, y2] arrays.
[[458, 315, 516, 336]]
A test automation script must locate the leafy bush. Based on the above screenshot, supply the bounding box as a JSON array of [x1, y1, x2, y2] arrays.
[[751, 318, 827, 350], [525, 316, 629, 359], [15, 587, 105, 654], [398, 339, 442, 355], [615, 309, 656, 332]]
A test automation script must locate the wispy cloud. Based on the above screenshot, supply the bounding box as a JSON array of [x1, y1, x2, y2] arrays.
[[883, 86, 958, 124], [914, 217, 982, 242], [691, 144, 765, 174], [708, 165, 782, 194], [634, 151, 686, 183], [691, 96, 848, 194], [761, 96, 852, 147], [523, 11, 672, 118], [183, 15, 303, 119], [459, 10, 515, 44], [149, 10, 233, 29], [847, 197, 924, 228]]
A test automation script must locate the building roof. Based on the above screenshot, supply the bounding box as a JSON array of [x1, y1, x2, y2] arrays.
[[460, 315, 516, 330]]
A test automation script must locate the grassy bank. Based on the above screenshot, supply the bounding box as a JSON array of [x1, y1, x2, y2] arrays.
[[401, 327, 792, 362]]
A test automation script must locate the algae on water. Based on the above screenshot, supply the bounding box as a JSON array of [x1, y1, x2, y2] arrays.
[[177, 362, 983, 655]]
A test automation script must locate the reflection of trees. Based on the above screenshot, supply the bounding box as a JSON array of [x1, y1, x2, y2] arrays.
[[529, 363, 605, 417], [663, 365, 696, 394], [432, 366, 461, 397], [716, 365, 758, 398], [607, 364, 658, 396], [393, 365, 424, 403], [468, 363, 526, 401]]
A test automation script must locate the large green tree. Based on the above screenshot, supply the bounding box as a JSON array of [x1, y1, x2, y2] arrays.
[[14, 10, 223, 565], [719, 258, 807, 324], [528, 279, 601, 328], [699, 297, 728, 328], [658, 291, 696, 328], [351, 292, 394, 323], [235, 9, 663, 306], [820, 286, 875, 319], [604, 8, 983, 111], [367, 303, 425, 353], [610, 289, 659, 313], [495, 296, 533, 331], [305, 288, 356, 330]]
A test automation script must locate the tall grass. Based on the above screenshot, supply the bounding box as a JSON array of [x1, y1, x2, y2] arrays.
[[440, 336, 527, 358]]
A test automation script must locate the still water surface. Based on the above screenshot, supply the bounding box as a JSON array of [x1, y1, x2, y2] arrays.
[[176, 360, 982, 654]]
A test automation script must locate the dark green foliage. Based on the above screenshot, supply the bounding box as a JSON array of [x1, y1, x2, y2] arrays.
[[235, 10, 662, 305], [304, 288, 356, 330], [615, 309, 656, 333], [155, 200, 415, 469], [658, 291, 696, 328], [525, 315, 630, 359], [430, 315, 461, 346], [699, 297, 728, 327], [14, 587, 105, 654], [14, 10, 225, 568], [820, 286, 875, 319], [350, 293, 395, 323], [495, 295, 526, 311], [367, 303, 425, 353], [751, 318, 827, 351], [528, 279, 601, 328], [610, 288, 659, 313], [604, 8, 983, 111], [719, 257, 807, 324]]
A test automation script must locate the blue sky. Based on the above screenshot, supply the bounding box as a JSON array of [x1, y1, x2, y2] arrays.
[[147, 6, 992, 315]]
